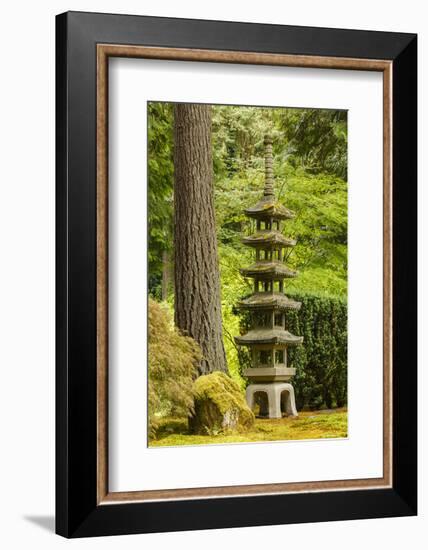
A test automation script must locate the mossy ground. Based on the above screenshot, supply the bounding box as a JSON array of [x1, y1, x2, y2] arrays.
[[149, 408, 347, 447]]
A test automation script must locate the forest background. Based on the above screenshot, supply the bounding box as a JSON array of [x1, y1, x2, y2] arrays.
[[148, 103, 348, 414]]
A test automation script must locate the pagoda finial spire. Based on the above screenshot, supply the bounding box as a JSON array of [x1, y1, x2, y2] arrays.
[[263, 134, 275, 199]]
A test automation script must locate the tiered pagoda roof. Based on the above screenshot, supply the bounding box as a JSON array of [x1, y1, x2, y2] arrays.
[[238, 292, 301, 311], [244, 199, 295, 220], [242, 231, 296, 248], [235, 328, 303, 346], [240, 261, 297, 280]]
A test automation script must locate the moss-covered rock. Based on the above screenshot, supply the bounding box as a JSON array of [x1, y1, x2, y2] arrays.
[[189, 372, 255, 435]]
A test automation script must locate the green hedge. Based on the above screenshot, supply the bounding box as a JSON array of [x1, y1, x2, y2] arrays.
[[283, 292, 347, 410]]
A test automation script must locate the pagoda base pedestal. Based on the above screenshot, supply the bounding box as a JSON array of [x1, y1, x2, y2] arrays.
[[246, 382, 298, 419]]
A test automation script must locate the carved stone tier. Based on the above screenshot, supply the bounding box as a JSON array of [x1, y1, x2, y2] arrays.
[[240, 261, 297, 279], [238, 292, 301, 311], [244, 367, 296, 383], [246, 383, 298, 418], [235, 328, 303, 346]]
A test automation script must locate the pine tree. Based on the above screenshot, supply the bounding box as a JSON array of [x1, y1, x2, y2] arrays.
[[173, 103, 228, 375]]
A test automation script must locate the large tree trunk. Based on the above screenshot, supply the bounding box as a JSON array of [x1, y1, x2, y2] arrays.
[[173, 103, 228, 375]]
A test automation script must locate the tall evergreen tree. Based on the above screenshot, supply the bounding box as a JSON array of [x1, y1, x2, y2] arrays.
[[173, 103, 228, 375]]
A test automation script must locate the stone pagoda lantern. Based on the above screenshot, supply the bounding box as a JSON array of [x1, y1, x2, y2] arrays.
[[235, 135, 303, 418]]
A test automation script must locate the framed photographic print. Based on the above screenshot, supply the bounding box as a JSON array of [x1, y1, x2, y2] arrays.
[[56, 11, 417, 538]]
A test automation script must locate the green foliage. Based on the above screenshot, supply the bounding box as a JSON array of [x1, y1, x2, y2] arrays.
[[219, 245, 252, 389], [283, 292, 348, 410], [278, 169, 347, 288], [277, 108, 348, 179], [212, 105, 273, 177], [148, 102, 174, 287], [148, 102, 348, 300], [148, 298, 201, 438], [212, 105, 347, 179]]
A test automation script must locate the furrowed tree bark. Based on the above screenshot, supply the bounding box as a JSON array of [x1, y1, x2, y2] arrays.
[[173, 103, 228, 375]]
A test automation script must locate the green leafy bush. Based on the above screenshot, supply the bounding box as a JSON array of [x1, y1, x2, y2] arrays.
[[148, 299, 201, 438]]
